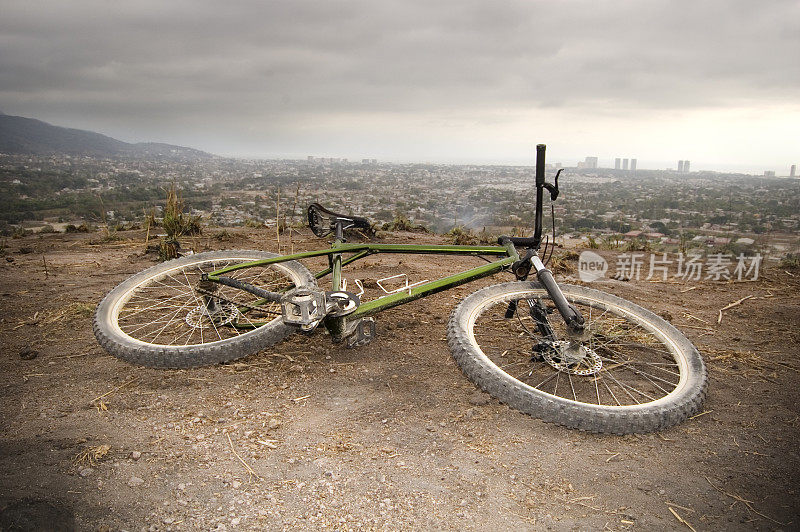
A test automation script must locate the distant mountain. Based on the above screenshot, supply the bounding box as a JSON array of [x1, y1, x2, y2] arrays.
[[0, 112, 213, 159]]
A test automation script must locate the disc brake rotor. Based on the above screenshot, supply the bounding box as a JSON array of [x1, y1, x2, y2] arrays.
[[185, 302, 240, 328], [542, 340, 603, 376]]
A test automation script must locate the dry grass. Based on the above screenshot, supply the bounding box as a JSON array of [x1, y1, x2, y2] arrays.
[[548, 250, 579, 275], [42, 302, 95, 324], [702, 346, 799, 379], [74, 444, 111, 466], [321, 431, 360, 453]]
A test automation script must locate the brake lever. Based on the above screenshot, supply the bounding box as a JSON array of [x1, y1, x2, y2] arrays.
[[542, 168, 562, 201]]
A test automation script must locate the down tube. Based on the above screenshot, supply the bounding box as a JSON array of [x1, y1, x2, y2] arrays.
[[351, 255, 516, 318]]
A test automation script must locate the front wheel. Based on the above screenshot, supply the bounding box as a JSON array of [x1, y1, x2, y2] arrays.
[[94, 250, 316, 368], [448, 282, 707, 434]]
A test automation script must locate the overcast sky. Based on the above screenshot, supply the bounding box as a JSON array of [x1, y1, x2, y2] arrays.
[[1, 0, 798, 172]]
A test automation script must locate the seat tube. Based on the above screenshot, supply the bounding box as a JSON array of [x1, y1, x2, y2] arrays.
[[323, 221, 348, 339], [331, 221, 344, 291]]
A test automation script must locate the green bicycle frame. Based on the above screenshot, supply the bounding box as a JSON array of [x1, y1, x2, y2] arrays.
[[204, 144, 585, 338], [206, 240, 519, 333]]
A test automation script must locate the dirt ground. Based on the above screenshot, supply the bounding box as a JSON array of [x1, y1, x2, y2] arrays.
[[1, 227, 798, 531]]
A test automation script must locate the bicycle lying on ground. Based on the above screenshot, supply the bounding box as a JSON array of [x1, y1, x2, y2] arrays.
[[94, 144, 707, 434]]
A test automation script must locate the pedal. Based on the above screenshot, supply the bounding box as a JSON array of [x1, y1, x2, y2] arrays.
[[345, 318, 376, 348], [281, 287, 327, 330], [325, 290, 360, 317]]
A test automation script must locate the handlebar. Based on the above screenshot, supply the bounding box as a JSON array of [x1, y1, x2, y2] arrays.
[[498, 143, 561, 251]]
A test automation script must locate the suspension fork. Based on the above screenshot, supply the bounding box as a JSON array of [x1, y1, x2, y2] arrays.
[[529, 253, 585, 336]]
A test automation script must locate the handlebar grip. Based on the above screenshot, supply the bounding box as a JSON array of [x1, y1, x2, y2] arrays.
[[535, 144, 546, 185]]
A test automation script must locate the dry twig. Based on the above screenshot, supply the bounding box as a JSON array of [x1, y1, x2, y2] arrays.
[[90, 377, 139, 405], [668, 507, 697, 532], [705, 476, 787, 525], [682, 324, 714, 332], [665, 502, 695, 513], [227, 433, 260, 481], [717, 295, 754, 324], [683, 313, 710, 325]]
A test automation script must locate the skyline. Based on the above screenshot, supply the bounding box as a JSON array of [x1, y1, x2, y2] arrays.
[[1, 1, 798, 173], [1, 109, 796, 176]]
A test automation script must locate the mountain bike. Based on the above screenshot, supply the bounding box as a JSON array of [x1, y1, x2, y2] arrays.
[[94, 145, 707, 434]]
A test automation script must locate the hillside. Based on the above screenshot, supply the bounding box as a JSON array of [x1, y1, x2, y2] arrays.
[[0, 226, 798, 530], [0, 112, 212, 159]]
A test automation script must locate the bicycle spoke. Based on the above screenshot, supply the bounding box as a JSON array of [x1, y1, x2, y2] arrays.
[[594, 375, 601, 405], [113, 257, 297, 347], [532, 370, 560, 391], [566, 373, 577, 401], [469, 290, 688, 409], [595, 350, 678, 387], [147, 298, 197, 344], [602, 378, 622, 406], [121, 292, 193, 318]]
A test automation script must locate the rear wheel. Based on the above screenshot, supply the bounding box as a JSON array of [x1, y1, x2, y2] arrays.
[[94, 250, 315, 368], [448, 282, 707, 434]]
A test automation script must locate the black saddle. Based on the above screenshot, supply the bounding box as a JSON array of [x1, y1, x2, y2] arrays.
[[307, 203, 372, 237]]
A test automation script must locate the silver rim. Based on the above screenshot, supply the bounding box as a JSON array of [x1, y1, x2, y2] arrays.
[[466, 288, 689, 410], [109, 256, 301, 348]]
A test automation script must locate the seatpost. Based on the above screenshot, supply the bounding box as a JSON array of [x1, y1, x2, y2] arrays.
[[532, 143, 546, 249]]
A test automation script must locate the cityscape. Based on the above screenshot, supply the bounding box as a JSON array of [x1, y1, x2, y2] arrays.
[[1, 151, 797, 266]]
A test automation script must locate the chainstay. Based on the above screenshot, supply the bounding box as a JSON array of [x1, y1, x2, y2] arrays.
[[193, 287, 282, 317]]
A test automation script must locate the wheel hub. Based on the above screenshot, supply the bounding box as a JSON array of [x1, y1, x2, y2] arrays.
[[185, 302, 239, 328], [541, 340, 603, 375]]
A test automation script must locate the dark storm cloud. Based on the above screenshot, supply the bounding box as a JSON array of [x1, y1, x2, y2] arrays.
[[1, 0, 798, 157]]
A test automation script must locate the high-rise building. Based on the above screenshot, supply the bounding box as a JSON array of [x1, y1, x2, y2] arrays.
[[677, 160, 684, 173], [764, 170, 776, 177], [614, 158, 621, 170], [630, 159, 637, 172], [684, 160, 690, 173], [584, 156, 598, 169], [622, 158, 629, 170], [791, 164, 797, 177]]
